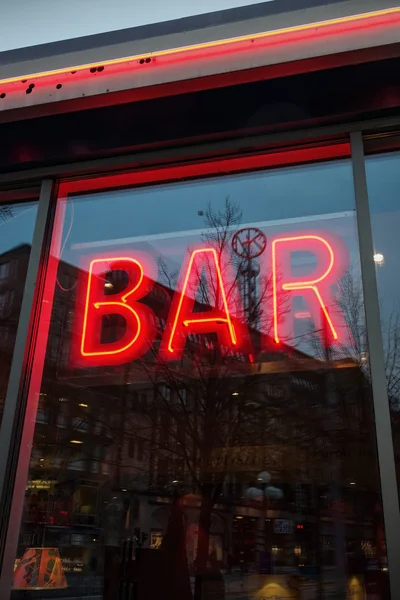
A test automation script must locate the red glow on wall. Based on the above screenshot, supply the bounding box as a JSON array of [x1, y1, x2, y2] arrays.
[[72, 251, 158, 367], [159, 247, 249, 361], [271, 233, 349, 347]]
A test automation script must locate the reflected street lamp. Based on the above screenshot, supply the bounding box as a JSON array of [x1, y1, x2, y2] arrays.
[[257, 471, 272, 486], [246, 472, 283, 574]]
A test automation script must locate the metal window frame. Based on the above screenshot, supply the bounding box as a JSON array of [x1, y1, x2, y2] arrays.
[[0, 179, 55, 597], [351, 131, 400, 597], [0, 122, 398, 598]]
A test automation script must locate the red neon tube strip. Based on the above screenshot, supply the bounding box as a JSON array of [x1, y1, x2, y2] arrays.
[[167, 247, 237, 353], [0, 8, 398, 89]]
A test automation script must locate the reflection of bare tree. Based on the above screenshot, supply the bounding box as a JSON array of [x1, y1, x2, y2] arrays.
[[142, 199, 273, 600], [157, 198, 275, 338], [312, 265, 400, 408], [380, 309, 400, 410], [202, 199, 278, 336], [337, 269, 367, 361]]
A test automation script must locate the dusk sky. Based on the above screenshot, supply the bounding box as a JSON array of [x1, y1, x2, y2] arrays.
[[0, 0, 273, 51]]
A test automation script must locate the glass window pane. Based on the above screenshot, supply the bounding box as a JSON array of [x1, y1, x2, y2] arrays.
[[10, 160, 389, 599], [366, 151, 400, 497], [0, 190, 39, 429]]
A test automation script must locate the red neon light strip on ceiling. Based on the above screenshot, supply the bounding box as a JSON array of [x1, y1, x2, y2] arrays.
[[0, 8, 399, 88]]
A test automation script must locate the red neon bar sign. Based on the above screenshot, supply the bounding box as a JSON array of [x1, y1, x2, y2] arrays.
[[71, 230, 350, 367]]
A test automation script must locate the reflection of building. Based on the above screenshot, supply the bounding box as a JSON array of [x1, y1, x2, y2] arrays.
[[17, 302, 378, 592], [2, 243, 383, 595], [0, 244, 31, 419]]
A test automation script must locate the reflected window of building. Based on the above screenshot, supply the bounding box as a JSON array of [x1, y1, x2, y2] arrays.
[[0, 290, 14, 318], [72, 416, 88, 433], [69, 453, 86, 471], [0, 261, 10, 281]]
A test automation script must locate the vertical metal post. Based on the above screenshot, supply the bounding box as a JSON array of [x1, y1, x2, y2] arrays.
[[351, 131, 400, 598], [0, 179, 54, 597]]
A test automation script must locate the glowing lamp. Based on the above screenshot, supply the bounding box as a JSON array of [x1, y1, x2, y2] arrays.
[[13, 548, 67, 590], [257, 471, 272, 485]]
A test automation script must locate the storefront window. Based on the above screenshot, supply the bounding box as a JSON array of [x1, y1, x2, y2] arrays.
[[0, 191, 38, 428], [10, 158, 389, 599], [366, 151, 400, 500]]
